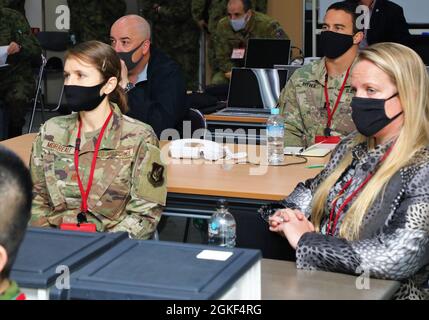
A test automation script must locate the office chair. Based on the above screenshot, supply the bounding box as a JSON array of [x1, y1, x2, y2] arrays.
[[27, 32, 70, 133], [183, 108, 207, 139]]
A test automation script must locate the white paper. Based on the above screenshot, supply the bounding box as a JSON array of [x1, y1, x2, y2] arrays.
[[0, 46, 9, 66], [284, 144, 336, 157], [197, 250, 233, 262]]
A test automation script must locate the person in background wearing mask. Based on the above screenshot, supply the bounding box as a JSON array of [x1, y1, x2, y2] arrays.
[[266, 42, 429, 300], [212, 0, 288, 85], [110, 15, 187, 138], [348, 0, 411, 48], [192, 0, 268, 87], [30, 41, 167, 240], [0, 146, 32, 300], [279, 1, 363, 147]]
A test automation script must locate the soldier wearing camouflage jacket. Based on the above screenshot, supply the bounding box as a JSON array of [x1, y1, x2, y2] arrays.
[[0, 3, 41, 138], [279, 57, 357, 147], [213, 4, 288, 84], [191, 0, 267, 81], [30, 104, 167, 240], [278, 1, 364, 147]]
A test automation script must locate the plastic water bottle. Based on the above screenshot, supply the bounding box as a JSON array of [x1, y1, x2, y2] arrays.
[[208, 200, 236, 248], [267, 108, 285, 165]]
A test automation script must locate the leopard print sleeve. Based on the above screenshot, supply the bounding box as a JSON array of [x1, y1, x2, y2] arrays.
[[296, 163, 429, 282], [283, 133, 357, 217]]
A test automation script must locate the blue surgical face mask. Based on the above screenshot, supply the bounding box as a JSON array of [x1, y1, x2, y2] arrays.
[[230, 13, 249, 32]]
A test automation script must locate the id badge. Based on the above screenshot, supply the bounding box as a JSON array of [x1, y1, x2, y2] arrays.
[[231, 48, 246, 59], [315, 135, 341, 144], [60, 223, 97, 233]]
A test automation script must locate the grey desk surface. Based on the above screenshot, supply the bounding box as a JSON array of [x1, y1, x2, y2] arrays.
[[262, 259, 401, 300]]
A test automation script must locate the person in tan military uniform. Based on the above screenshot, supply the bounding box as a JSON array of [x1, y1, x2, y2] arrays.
[[30, 41, 167, 240], [279, 1, 364, 147], [213, 0, 288, 84]]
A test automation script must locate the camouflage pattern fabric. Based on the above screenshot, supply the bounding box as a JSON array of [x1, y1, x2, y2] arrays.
[[213, 11, 288, 84], [140, 0, 200, 90], [191, 0, 268, 35], [191, 0, 267, 81], [0, 281, 22, 301], [67, 0, 127, 44], [1, 0, 25, 16], [0, 6, 41, 135], [278, 57, 358, 147], [29, 104, 167, 240]]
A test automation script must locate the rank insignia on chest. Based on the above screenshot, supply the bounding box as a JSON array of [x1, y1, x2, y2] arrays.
[[148, 163, 165, 188]]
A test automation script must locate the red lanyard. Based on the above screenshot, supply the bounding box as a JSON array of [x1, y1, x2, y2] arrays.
[[326, 144, 394, 236], [324, 66, 351, 133], [15, 293, 26, 300], [74, 110, 113, 215]]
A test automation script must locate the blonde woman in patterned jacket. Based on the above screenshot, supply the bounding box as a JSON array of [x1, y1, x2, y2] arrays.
[[267, 43, 429, 299]]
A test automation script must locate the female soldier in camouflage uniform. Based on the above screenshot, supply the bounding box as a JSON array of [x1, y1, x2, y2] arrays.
[[30, 41, 167, 240]]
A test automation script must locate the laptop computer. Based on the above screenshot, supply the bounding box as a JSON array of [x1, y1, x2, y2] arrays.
[[216, 67, 288, 116], [245, 38, 291, 69], [274, 64, 302, 81]]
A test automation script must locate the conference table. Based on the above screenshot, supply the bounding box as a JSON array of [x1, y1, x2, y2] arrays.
[[1, 134, 401, 299], [261, 259, 400, 300], [205, 114, 268, 145], [1, 134, 328, 260]]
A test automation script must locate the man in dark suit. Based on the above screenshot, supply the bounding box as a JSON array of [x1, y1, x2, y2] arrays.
[[110, 15, 187, 138], [351, 0, 410, 47]]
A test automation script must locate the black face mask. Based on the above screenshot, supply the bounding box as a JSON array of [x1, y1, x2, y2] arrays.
[[320, 31, 355, 59], [117, 41, 145, 71], [64, 83, 107, 112], [351, 93, 403, 137]]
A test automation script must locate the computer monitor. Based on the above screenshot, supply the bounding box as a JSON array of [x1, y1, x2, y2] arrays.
[[245, 38, 291, 69], [227, 68, 288, 109], [274, 65, 302, 81]]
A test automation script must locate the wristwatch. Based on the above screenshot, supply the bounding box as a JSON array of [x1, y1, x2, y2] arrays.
[[124, 82, 135, 93]]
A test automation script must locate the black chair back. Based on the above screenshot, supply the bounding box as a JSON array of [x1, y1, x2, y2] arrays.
[[36, 31, 70, 52]]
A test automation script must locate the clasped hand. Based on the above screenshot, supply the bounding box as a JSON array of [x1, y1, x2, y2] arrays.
[[268, 209, 315, 250]]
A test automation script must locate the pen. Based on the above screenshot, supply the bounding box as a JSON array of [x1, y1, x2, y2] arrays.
[[306, 165, 326, 169]]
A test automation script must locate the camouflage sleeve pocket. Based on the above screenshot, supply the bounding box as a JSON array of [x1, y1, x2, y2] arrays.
[[133, 143, 167, 206]]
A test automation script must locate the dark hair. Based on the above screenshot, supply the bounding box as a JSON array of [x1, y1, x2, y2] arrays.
[[229, 0, 253, 12], [0, 146, 33, 281], [242, 0, 253, 12], [65, 40, 128, 113], [328, 1, 363, 34]]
